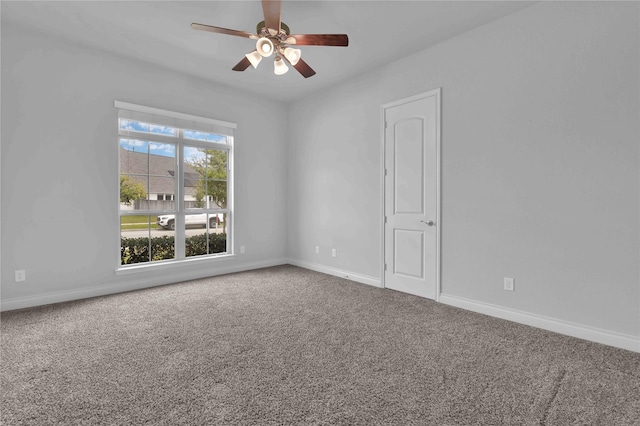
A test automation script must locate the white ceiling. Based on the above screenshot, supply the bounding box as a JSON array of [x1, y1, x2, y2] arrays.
[[1, 1, 535, 102]]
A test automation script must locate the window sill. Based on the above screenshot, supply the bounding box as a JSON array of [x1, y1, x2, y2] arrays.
[[116, 254, 235, 275]]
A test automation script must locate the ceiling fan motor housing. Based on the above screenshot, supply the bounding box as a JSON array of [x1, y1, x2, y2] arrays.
[[257, 20, 290, 38], [256, 20, 294, 59]]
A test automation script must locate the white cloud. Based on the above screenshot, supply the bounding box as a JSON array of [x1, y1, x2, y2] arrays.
[[183, 146, 204, 163], [149, 142, 175, 156], [120, 139, 148, 150]]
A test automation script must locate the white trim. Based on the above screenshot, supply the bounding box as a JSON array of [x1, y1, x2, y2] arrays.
[[175, 134, 186, 258], [434, 89, 442, 302], [380, 88, 442, 301], [287, 259, 382, 288], [114, 100, 237, 129], [116, 253, 235, 275], [227, 135, 235, 255], [1, 258, 288, 312], [379, 105, 386, 293], [382, 90, 441, 109], [439, 294, 640, 353]]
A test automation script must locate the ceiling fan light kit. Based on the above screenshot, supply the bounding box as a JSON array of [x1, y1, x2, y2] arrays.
[[282, 47, 301, 66], [245, 50, 263, 69], [273, 56, 289, 75], [191, 0, 348, 78], [256, 37, 274, 57]]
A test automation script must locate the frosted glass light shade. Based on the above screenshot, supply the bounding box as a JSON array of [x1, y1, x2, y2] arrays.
[[283, 47, 301, 65], [256, 37, 274, 57], [274, 56, 289, 75], [245, 51, 262, 69]]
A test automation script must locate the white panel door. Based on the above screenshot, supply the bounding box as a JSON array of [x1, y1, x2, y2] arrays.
[[384, 90, 439, 299]]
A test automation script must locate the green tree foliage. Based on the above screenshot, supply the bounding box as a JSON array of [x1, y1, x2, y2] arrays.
[[120, 233, 226, 264], [120, 175, 146, 205], [188, 149, 227, 209]]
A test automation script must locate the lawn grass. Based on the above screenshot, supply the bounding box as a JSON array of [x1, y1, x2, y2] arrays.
[[121, 224, 163, 230], [120, 215, 163, 230], [120, 215, 154, 224]]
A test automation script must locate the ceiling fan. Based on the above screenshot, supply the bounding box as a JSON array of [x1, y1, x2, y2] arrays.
[[191, 0, 348, 78]]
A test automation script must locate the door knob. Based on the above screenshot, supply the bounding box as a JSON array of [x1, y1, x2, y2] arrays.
[[420, 220, 435, 226]]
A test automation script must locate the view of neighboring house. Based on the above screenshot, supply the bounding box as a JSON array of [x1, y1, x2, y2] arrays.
[[119, 146, 201, 210]]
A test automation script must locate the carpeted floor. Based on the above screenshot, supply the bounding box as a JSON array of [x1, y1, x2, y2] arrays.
[[1, 265, 639, 425]]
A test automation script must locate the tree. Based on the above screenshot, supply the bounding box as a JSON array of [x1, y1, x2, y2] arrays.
[[189, 149, 227, 209], [188, 149, 228, 231], [120, 175, 146, 205]]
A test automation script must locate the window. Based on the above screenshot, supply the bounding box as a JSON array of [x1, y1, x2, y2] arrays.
[[116, 101, 236, 268]]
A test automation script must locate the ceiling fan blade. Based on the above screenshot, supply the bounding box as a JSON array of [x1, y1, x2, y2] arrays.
[[287, 34, 349, 46], [262, 0, 281, 34], [191, 23, 256, 39], [293, 58, 316, 78], [232, 56, 252, 72]]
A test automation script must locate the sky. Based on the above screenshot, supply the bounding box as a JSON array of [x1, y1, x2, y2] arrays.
[[119, 119, 227, 161]]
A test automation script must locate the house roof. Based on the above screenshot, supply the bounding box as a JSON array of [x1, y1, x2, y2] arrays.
[[119, 147, 197, 196]]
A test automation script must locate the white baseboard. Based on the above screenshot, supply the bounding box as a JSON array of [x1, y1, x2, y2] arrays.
[[439, 294, 640, 353], [286, 258, 382, 288], [0, 258, 289, 312], [285, 263, 639, 353]]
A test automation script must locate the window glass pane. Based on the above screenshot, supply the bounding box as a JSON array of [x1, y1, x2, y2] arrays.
[[151, 234, 175, 262], [148, 142, 176, 157], [149, 179, 175, 210], [183, 147, 227, 209], [208, 177, 227, 209], [120, 138, 149, 158], [149, 123, 177, 136], [120, 139, 149, 210], [120, 174, 149, 211], [120, 140, 176, 212], [120, 215, 175, 264], [156, 214, 176, 230], [120, 119, 149, 133], [120, 215, 175, 265], [185, 213, 227, 258], [120, 119, 177, 137], [184, 130, 227, 143]]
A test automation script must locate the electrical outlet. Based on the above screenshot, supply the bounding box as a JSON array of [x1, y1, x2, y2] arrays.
[[331, 249, 337, 258], [504, 277, 515, 291], [315, 246, 320, 254], [15, 270, 26, 282], [240, 246, 245, 254]]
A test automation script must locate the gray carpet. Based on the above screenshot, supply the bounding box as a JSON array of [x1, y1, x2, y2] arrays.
[[2, 265, 639, 425]]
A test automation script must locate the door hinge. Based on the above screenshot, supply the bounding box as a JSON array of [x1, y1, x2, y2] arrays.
[[384, 216, 388, 223], [384, 168, 388, 176], [384, 263, 387, 271], [384, 121, 388, 129]]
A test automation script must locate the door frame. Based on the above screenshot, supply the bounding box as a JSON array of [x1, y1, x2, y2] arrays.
[[380, 88, 442, 301]]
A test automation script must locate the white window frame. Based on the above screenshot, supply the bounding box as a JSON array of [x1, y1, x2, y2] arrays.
[[115, 101, 236, 273]]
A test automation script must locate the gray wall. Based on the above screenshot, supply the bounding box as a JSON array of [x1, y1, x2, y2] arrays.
[[1, 22, 289, 307], [288, 2, 639, 337]]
